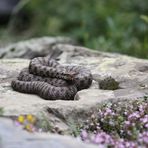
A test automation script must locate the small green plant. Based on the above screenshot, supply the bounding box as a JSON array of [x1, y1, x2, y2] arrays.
[[67, 119, 81, 137], [0, 108, 4, 116], [36, 113, 53, 132]]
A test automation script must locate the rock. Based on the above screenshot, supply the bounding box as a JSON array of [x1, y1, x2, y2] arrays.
[[0, 117, 97, 148], [1, 42, 148, 132], [0, 37, 75, 59]]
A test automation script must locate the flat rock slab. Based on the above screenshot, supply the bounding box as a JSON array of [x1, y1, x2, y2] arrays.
[[0, 118, 97, 148], [0, 42, 148, 130]]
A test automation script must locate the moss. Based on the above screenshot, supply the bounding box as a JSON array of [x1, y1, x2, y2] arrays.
[[99, 76, 119, 90]]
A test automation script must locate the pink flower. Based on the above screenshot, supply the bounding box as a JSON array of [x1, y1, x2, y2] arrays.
[[140, 115, 148, 124], [104, 108, 115, 116], [124, 121, 130, 126], [93, 132, 114, 145], [139, 104, 144, 113], [80, 130, 88, 141], [138, 131, 148, 145], [128, 111, 140, 121], [145, 123, 148, 128]]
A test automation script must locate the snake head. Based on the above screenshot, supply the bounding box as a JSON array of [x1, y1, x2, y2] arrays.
[[62, 72, 78, 80]]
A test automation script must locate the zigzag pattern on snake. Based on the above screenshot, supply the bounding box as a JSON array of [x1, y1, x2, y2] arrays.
[[11, 56, 92, 100]]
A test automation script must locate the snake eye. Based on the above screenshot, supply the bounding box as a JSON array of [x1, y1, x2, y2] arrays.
[[61, 73, 72, 80], [61, 71, 78, 80]]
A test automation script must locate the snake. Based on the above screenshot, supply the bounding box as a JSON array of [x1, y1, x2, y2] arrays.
[[11, 56, 92, 100]]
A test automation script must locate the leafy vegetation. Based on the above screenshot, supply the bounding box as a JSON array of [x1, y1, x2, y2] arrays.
[[1, 0, 148, 58]]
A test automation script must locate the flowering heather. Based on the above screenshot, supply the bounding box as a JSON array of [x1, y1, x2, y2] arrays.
[[80, 98, 148, 147]]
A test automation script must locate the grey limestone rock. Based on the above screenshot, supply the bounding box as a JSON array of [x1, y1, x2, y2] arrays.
[[0, 37, 75, 59], [0, 41, 148, 138]]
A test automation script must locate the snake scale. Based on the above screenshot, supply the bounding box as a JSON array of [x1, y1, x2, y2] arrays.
[[11, 56, 92, 100]]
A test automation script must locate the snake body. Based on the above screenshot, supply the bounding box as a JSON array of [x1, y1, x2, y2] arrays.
[[11, 56, 92, 100]]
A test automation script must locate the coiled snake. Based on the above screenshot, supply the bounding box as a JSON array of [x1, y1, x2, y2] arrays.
[[11, 56, 92, 100]]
